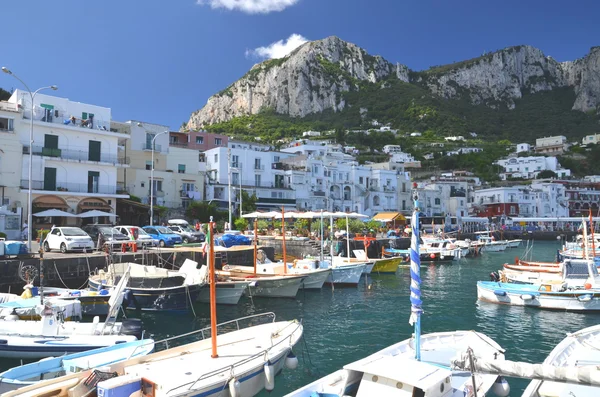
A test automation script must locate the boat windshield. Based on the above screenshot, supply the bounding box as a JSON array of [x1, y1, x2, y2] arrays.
[[62, 228, 88, 236]]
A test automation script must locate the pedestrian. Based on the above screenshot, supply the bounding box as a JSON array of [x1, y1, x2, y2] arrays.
[[21, 222, 28, 241], [195, 222, 200, 231]]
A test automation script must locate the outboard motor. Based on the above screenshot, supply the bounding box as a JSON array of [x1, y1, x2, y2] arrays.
[[489, 271, 500, 282], [120, 318, 144, 340]]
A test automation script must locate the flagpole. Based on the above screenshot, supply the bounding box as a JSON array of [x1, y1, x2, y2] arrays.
[[409, 183, 423, 361], [590, 210, 596, 259], [208, 217, 218, 358]]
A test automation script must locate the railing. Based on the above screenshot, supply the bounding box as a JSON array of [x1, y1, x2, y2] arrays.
[[22, 111, 113, 132], [142, 143, 162, 151], [24, 145, 129, 165], [383, 186, 395, 192], [170, 141, 188, 148], [21, 179, 118, 194], [254, 164, 265, 170]]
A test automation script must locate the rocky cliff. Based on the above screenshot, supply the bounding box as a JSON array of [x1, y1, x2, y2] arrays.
[[187, 37, 600, 129]]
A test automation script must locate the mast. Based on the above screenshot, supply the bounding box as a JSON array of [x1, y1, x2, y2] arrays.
[[590, 210, 596, 259], [227, 148, 232, 230], [208, 217, 218, 358], [409, 183, 423, 361], [320, 210, 324, 262], [282, 208, 287, 273], [345, 214, 350, 262], [253, 218, 258, 275]]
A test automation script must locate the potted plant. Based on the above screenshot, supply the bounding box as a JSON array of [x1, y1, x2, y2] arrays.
[[37, 229, 49, 243]]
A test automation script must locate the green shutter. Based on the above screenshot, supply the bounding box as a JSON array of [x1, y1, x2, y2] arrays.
[[44, 134, 58, 149], [82, 112, 88, 120], [178, 164, 185, 173], [44, 168, 57, 191], [88, 141, 101, 162]]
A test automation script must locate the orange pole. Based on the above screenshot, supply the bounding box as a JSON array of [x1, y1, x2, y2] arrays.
[[282, 208, 287, 273], [253, 219, 258, 274], [209, 220, 218, 358]]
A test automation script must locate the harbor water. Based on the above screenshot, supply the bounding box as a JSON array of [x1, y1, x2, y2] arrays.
[[2, 241, 599, 396]]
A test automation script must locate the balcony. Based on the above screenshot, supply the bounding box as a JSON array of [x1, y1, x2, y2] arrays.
[[254, 164, 265, 171], [24, 145, 130, 165], [21, 179, 118, 195], [170, 141, 188, 148], [142, 143, 162, 151], [383, 186, 395, 192]]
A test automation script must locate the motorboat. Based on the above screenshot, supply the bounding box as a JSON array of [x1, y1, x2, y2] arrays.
[[88, 261, 206, 312], [507, 239, 523, 248], [217, 269, 306, 298], [197, 279, 249, 305], [499, 258, 598, 286], [0, 339, 155, 393], [224, 259, 331, 290], [474, 232, 508, 252]]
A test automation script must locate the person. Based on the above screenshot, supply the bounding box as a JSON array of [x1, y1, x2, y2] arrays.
[[21, 222, 28, 241], [195, 222, 200, 231], [224, 221, 230, 231]]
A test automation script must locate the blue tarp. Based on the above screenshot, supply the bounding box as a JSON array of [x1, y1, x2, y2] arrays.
[[217, 234, 251, 248]]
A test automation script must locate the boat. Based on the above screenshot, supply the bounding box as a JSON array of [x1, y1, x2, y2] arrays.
[[371, 256, 402, 273], [0, 296, 83, 321], [522, 324, 600, 396], [88, 261, 206, 312], [197, 279, 249, 305], [0, 267, 144, 358], [385, 247, 456, 263], [507, 239, 523, 248], [285, 188, 508, 397], [217, 269, 306, 298], [39, 286, 112, 316], [499, 258, 598, 286], [474, 232, 508, 252], [0, 339, 155, 393]]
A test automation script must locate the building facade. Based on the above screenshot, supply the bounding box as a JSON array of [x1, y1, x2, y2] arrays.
[[496, 156, 571, 180], [535, 135, 567, 155]]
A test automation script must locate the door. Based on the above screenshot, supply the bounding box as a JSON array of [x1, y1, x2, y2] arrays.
[[44, 167, 57, 191], [88, 171, 100, 193], [44, 134, 59, 157], [88, 141, 101, 162]]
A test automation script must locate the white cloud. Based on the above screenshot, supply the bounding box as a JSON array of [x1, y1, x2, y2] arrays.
[[246, 34, 308, 60], [198, 0, 299, 14]]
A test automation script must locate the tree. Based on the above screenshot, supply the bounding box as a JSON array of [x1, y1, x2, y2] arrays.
[[240, 191, 257, 213], [536, 170, 558, 179], [185, 201, 227, 222], [335, 128, 346, 145]]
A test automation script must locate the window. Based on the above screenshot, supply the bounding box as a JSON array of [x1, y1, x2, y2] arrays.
[[232, 155, 239, 168], [232, 172, 239, 185], [402, 200, 406, 210], [44, 167, 57, 191], [152, 180, 162, 193], [273, 155, 280, 162], [214, 154, 218, 163], [278, 192, 283, 198], [196, 136, 204, 144], [146, 161, 152, 170], [214, 138, 222, 146], [402, 183, 406, 193], [271, 192, 277, 198], [254, 158, 262, 170], [359, 177, 364, 184], [0, 117, 14, 131], [88, 171, 100, 193], [182, 183, 195, 192], [254, 174, 262, 187], [434, 198, 441, 205], [178, 164, 185, 174], [88, 141, 101, 162]]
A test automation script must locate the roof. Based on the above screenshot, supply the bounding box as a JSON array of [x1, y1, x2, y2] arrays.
[[372, 212, 406, 222]]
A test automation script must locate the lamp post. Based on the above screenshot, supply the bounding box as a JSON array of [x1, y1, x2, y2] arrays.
[[149, 129, 168, 226], [2, 67, 57, 251]]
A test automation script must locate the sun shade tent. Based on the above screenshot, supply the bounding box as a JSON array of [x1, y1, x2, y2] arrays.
[[77, 210, 118, 218], [33, 209, 78, 217]]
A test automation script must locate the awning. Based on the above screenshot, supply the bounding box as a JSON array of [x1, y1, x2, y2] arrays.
[[372, 212, 406, 222], [33, 195, 69, 209]]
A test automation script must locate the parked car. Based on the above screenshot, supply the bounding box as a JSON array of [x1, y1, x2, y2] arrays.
[[114, 226, 157, 248], [142, 226, 182, 247], [82, 224, 129, 249], [43, 226, 94, 253], [167, 224, 205, 243]]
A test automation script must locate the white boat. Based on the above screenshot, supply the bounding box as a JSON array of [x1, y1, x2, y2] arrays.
[[475, 233, 508, 252], [4, 313, 303, 397], [0, 295, 84, 321], [0, 339, 155, 393], [197, 280, 249, 305], [325, 261, 366, 285], [331, 254, 374, 274], [508, 239, 523, 248], [500, 258, 597, 286], [285, 331, 507, 397], [218, 269, 306, 298], [522, 324, 600, 397], [0, 267, 143, 359], [286, 191, 507, 397]]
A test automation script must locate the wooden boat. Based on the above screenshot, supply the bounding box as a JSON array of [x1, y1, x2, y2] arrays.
[[217, 270, 306, 298], [371, 256, 402, 273], [88, 261, 206, 312], [197, 280, 249, 305], [0, 339, 154, 393]]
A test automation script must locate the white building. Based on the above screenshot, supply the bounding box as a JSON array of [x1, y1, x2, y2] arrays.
[[535, 135, 568, 155], [582, 133, 600, 146], [516, 143, 531, 153], [302, 130, 321, 137], [2, 90, 129, 231], [471, 184, 568, 218], [496, 156, 571, 180], [382, 145, 402, 154], [444, 136, 465, 142]]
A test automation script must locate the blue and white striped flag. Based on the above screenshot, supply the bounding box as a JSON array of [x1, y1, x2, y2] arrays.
[[409, 209, 422, 325]]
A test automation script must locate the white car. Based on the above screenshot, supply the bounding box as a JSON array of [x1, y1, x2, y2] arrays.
[[114, 226, 157, 247], [43, 227, 94, 253]]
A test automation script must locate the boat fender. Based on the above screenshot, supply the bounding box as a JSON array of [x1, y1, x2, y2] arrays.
[[285, 351, 299, 370], [493, 290, 507, 297], [520, 294, 535, 301], [577, 294, 594, 302], [440, 255, 445, 260], [491, 376, 510, 397], [264, 361, 275, 391], [99, 289, 109, 296], [228, 377, 241, 397]]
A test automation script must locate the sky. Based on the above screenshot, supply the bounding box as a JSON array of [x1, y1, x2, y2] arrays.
[[1, 0, 598, 131]]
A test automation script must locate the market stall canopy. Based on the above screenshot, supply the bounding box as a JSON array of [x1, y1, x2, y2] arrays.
[[77, 210, 118, 218], [372, 212, 406, 222], [33, 209, 77, 217]]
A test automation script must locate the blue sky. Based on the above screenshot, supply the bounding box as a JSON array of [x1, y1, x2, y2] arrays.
[[1, 0, 598, 130]]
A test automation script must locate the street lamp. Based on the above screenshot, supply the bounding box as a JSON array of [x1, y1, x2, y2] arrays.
[[2, 67, 57, 251], [140, 123, 168, 226]]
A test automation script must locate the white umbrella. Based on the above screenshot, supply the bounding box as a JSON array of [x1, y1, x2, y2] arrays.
[[242, 211, 282, 219], [77, 210, 117, 218], [347, 212, 369, 219], [33, 209, 77, 217]]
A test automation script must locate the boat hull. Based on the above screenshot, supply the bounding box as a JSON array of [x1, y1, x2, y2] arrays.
[[88, 278, 202, 312], [244, 276, 305, 298], [371, 257, 401, 274], [477, 281, 600, 311], [197, 282, 248, 305], [326, 264, 365, 286], [299, 268, 331, 289]]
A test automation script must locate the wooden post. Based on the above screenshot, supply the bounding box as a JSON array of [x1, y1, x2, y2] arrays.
[[209, 219, 218, 358]]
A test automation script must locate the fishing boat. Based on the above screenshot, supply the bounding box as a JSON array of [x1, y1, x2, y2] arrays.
[[499, 257, 598, 286], [521, 324, 600, 396], [0, 267, 144, 359], [88, 261, 206, 312], [475, 232, 508, 252], [197, 279, 249, 305], [507, 239, 523, 248], [385, 247, 457, 263], [225, 260, 331, 290], [218, 269, 306, 298], [0, 339, 155, 393], [285, 186, 509, 397], [371, 256, 402, 273]]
